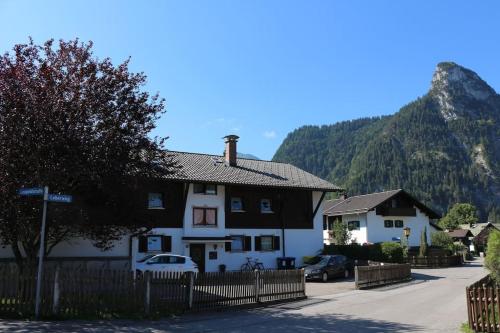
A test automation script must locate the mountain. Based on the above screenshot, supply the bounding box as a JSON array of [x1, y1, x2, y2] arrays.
[[273, 62, 500, 219], [238, 153, 260, 160]]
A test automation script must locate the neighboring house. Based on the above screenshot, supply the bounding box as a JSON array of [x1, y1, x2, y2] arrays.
[[0, 135, 341, 272], [323, 189, 440, 247], [446, 229, 474, 248], [467, 222, 500, 253]]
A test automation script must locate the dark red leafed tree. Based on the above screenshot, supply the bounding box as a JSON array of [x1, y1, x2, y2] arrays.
[[0, 38, 175, 267]]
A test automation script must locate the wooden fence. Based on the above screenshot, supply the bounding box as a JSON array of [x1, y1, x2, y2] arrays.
[[466, 275, 500, 332], [355, 262, 411, 289], [408, 255, 462, 268], [0, 266, 305, 318]]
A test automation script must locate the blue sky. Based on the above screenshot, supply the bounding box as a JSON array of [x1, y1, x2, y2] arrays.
[[1, 1, 499, 160]]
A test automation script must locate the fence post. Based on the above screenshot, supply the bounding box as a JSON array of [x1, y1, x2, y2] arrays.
[[254, 270, 260, 303], [186, 271, 194, 310], [52, 266, 60, 316], [144, 272, 151, 316], [355, 266, 359, 289]]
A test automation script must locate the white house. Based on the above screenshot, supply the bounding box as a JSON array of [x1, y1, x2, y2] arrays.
[[323, 189, 440, 247], [0, 135, 342, 272]]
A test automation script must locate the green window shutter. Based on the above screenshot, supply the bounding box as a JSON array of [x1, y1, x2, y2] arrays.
[[138, 236, 148, 253], [273, 236, 280, 251], [244, 236, 252, 251], [161, 236, 172, 252], [255, 236, 262, 251]]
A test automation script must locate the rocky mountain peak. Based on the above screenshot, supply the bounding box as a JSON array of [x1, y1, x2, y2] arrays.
[[430, 62, 497, 121]]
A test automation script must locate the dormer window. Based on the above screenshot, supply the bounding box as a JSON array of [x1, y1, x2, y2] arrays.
[[193, 183, 217, 195], [231, 197, 244, 212], [148, 193, 164, 209], [260, 199, 273, 213]]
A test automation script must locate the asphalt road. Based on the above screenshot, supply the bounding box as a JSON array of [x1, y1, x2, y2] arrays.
[[0, 260, 486, 333]]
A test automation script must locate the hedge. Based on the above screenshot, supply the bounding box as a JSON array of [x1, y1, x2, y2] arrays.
[[323, 243, 404, 263]]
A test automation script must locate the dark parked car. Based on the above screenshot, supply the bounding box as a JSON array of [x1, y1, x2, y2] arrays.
[[304, 255, 353, 282]]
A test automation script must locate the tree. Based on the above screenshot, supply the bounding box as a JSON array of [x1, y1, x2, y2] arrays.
[[419, 227, 428, 257], [0, 39, 175, 268], [431, 231, 453, 249], [439, 203, 479, 230], [485, 230, 500, 283], [331, 220, 351, 245]]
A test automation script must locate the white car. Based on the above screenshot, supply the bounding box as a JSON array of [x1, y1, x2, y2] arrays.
[[135, 254, 199, 274]]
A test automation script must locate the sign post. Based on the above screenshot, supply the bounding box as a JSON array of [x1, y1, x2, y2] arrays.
[[34, 186, 49, 320], [18, 186, 72, 319]]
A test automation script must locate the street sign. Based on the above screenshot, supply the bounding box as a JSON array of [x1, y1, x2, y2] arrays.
[[48, 194, 73, 203], [18, 187, 44, 196]]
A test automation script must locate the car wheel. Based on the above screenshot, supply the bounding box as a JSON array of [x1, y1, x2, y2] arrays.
[[322, 272, 328, 282], [344, 269, 349, 278]]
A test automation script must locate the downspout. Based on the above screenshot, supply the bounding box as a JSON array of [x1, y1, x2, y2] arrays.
[[279, 193, 286, 258]]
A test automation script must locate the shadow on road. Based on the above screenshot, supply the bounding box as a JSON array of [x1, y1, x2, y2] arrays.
[[411, 272, 443, 281], [0, 310, 425, 333]]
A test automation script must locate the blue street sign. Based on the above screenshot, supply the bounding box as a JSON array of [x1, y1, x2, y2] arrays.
[[18, 188, 44, 196], [48, 194, 73, 203]]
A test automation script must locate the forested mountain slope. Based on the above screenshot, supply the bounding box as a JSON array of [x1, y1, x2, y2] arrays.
[[273, 62, 500, 219]]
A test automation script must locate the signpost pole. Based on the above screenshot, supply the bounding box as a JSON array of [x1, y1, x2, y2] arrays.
[[35, 186, 49, 320]]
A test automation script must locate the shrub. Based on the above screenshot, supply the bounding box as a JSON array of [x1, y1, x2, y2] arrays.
[[380, 242, 404, 263], [485, 230, 500, 283], [431, 231, 453, 249]]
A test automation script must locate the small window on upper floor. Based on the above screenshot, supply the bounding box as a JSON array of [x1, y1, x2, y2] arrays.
[[148, 193, 164, 209], [193, 183, 217, 195], [260, 199, 273, 213], [384, 220, 394, 228], [231, 197, 244, 212], [395, 220, 404, 228]]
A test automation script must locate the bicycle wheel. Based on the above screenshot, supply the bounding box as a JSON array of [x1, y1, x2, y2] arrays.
[[255, 263, 264, 271], [240, 263, 252, 271]]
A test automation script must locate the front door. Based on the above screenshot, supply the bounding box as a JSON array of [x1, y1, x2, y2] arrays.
[[189, 243, 206, 273]]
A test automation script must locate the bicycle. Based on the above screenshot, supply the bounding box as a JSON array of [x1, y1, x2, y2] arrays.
[[240, 257, 264, 271]]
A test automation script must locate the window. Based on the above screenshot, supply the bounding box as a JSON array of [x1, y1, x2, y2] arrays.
[[148, 193, 164, 209], [226, 235, 251, 252], [159, 255, 186, 264], [260, 199, 273, 213], [395, 220, 404, 228], [209, 251, 217, 260], [193, 207, 217, 226], [347, 221, 360, 231], [261, 236, 274, 251], [147, 236, 162, 251], [231, 235, 244, 251], [384, 220, 394, 228], [193, 183, 217, 195], [231, 197, 244, 211], [138, 235, 172, 253], [255, 235, 279, 252]]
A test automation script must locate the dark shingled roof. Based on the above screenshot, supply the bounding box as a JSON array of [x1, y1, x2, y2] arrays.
[[163, 151, 342, 191], [447, 229, 474, 239], [323, 189, 440, 219], [323, 199, 344, 212]]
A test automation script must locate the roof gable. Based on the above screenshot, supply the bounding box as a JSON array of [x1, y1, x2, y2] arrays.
[[323, 189, 440, 219]]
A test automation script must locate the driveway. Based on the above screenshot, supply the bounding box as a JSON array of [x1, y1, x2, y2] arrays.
[[0, 260, 486, 332]]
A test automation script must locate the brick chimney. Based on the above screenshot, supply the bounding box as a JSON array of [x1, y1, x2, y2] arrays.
[[223, 135, 239, 166]]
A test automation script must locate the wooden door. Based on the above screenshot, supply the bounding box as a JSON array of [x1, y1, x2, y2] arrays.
[[189, 243, 206, 273]]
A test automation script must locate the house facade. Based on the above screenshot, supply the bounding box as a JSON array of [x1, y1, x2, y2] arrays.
[[323, 190, 440, 247], [0, 135, 341, 272]]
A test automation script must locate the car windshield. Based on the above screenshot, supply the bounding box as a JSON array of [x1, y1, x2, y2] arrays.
[[137, 254, 155, 263], [316, 256, 331, 266]]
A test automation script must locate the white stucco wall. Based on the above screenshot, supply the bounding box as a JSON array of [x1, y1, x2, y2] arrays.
[[285, 191, 326, 264], [341, 213, 368, 244], [365, 208, 431, 247]]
